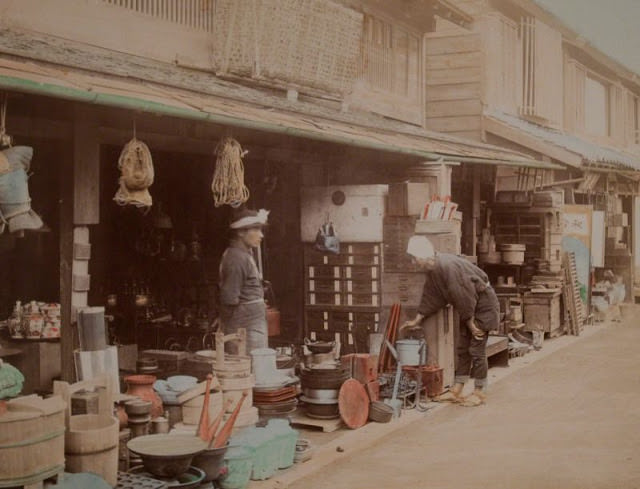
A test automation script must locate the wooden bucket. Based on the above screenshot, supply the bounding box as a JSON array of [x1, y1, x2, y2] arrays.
[[54, 375, 119, 487], [65, 414, 119, 486], [0, 395, 66, 483]]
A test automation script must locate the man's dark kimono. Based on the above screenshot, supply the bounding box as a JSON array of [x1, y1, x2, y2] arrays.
[[417, 253, 500, 389]]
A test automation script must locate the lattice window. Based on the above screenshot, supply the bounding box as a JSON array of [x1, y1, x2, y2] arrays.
[[101, 0, 215, 32], [478, 13, 520, 114], [519, 17, 563, 125], [359, 15, 421, 99], [584, 74, 610, 137]]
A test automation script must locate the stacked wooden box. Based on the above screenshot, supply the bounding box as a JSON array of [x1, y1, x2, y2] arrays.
[[304, 243, 382, 354]]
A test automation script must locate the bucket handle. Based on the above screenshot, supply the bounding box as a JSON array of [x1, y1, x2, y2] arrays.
[[53, 374, 114, 429]]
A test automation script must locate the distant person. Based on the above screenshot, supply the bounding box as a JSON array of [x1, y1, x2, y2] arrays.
[[218, 207, 269, 354], [400, 236, 499, 407]]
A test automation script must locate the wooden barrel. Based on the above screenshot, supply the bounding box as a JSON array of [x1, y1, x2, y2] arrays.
[[0, 396, 66, 483], [65, 414, 119, 487]]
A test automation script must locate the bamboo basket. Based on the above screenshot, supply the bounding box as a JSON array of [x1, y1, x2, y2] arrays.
[[0, 395, 66, 483]]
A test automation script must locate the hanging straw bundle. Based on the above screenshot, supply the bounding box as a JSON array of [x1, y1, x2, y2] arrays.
[[211, 137, 249, 208], [113, 138, 154, 208]]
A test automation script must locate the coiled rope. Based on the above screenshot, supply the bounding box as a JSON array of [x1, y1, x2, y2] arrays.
[[211, 137, 249, 208]]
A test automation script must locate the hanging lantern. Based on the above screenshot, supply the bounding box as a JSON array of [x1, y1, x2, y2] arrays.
[[113, 138, 154, 208]]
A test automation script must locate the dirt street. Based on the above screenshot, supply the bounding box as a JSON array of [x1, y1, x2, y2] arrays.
[[288, 321, 640, 489]]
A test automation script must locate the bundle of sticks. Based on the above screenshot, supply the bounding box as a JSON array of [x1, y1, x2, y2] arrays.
[[377, 303, 401, 374]]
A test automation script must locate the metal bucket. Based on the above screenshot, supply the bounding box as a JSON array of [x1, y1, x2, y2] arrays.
[[395, 340, 426, 366]]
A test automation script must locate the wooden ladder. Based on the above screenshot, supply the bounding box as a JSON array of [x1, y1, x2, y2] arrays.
[[562, 252, 584, 335]]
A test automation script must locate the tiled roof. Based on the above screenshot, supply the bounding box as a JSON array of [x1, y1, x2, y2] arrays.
[[485, 109, 640, 171]]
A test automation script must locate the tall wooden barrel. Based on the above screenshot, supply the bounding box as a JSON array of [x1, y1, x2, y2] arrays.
[[0, 396, 66, 484]]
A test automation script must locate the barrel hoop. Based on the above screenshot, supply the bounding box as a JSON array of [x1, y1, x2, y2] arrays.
[[65, 443, 118, 456], [0, 428, 65, 449]]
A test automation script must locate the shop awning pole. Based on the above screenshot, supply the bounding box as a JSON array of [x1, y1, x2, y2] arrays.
[[0, 74, 562, 170]]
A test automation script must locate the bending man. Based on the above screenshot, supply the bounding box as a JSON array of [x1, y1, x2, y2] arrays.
[[400, 235, 499, 407]]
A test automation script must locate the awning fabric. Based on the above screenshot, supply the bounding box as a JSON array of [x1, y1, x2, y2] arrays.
[[0, 55, 560, 170]]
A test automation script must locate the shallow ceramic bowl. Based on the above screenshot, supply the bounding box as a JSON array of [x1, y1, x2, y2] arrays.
[[127, 434, 207, 478]]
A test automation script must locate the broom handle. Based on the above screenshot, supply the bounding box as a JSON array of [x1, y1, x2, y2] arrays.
[[212, 390, 248, 449], [196, 374, 213, 441], [206, 399, 233, 447]]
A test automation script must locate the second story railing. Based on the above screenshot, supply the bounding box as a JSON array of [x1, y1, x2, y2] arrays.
[[102, 0, 215, 32]]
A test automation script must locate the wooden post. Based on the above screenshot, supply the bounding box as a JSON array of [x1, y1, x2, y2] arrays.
[[60, 142, 75, 382], [472, 166, 481, 257], [60, 104, 100, 382], [73, 106, 100, 225]]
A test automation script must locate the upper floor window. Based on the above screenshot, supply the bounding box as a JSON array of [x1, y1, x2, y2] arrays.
[[584, 75, 610, 137], [478, 14, 563, 126], [352, 14, 423, 125]]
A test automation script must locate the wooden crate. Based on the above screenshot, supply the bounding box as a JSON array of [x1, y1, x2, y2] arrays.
[[307, 291, 342, 306], [342, 265, 379, 280], [388, 182, 432, 216], [343, 292, 380, 307], [382, 272, 425, 307], [523, 291, 562, 335], [307, 278, 341, 293], [307, 265, 341, 278], [383, 216, 420, 273]]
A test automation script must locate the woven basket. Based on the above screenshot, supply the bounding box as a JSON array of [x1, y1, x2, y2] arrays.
[[368, 401, 393, 423], [212, 0, 363, 94]]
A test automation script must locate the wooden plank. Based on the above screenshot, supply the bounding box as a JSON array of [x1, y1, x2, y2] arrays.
[[444, 130, 483, 141], [73, 107, 100, 225], [426, 67, 483, 85], [426, 99, 483, 118], [483, 116, 583, 168], [424, 34, 481, 55], [425, 115, 482, 133], [425, 52, 482, 69], [290, 411, 343, 433], [426, 83, 482, 102]]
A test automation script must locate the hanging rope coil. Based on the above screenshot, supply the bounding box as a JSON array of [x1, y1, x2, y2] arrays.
[[211, 137, 250, 208], [113, 137, 154, 208]]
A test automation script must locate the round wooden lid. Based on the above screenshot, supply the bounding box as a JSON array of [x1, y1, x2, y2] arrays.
[[338, 379, 369, 429]]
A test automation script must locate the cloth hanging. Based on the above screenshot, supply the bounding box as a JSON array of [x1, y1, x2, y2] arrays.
[[0, 146, 44, 234]]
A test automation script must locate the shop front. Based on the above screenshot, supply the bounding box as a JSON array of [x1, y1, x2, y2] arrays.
[[0, 56, 559, 488]]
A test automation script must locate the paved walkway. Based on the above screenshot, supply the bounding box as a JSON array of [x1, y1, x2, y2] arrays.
[[284, 320, 640, 489]]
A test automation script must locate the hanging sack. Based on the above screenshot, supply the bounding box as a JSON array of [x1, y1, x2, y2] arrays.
[[314, 222, 340, 254], [113, 138, 154, 208], [0, 146, 44, 234]]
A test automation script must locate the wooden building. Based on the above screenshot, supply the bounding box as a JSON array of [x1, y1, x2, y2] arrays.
[[422, 0, 640, 304], [0, 0, 564, 389]]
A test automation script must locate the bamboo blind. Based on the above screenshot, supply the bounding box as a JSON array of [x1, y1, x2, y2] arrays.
[[102, 0, 215, 32], [211, 0, 363, 94]]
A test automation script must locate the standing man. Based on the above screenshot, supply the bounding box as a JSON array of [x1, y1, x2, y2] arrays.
[[219, 207, 270, 354], [400, 235, 499, 407]]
